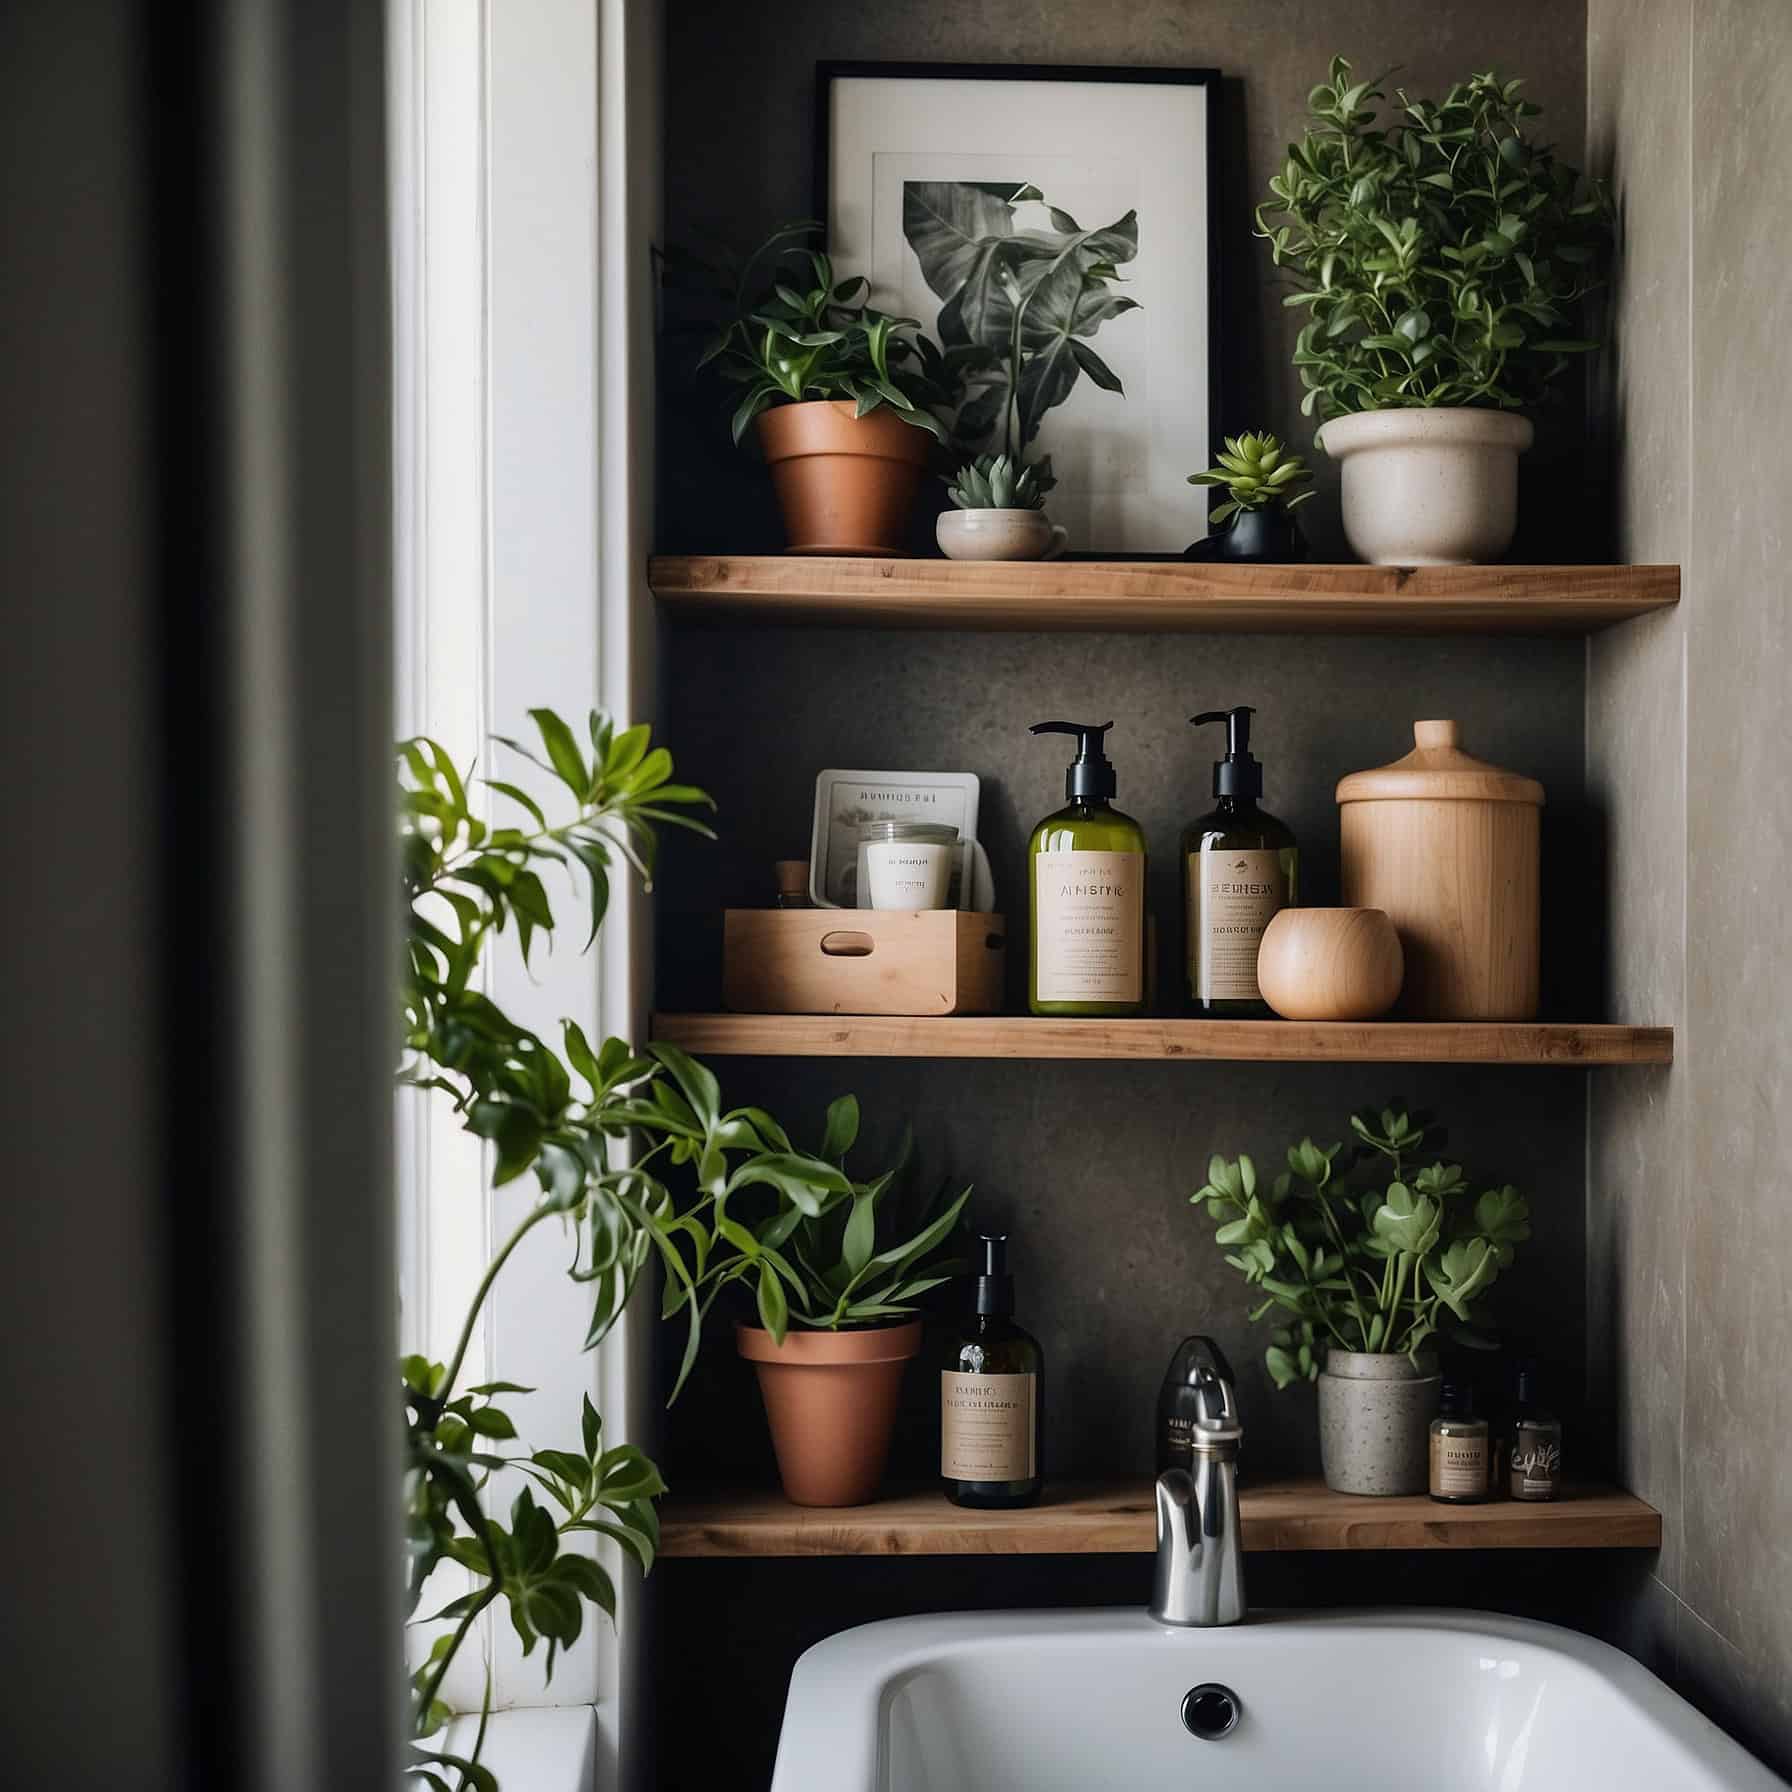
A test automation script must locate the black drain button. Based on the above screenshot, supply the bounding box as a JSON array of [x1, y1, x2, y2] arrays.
[[1181, 1683, 1241, 1740]]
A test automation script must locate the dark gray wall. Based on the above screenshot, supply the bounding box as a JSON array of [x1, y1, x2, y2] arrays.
[[1587, 0, 1792, 1776], [660, 0, 1592, 561]]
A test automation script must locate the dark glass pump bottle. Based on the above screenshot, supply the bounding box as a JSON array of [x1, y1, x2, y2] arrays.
[[1183, 705, 1298, 1016], [940, 1236, 1044, 1509]]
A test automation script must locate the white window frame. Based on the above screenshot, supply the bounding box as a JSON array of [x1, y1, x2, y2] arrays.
[[389, 2, 660, 1784]]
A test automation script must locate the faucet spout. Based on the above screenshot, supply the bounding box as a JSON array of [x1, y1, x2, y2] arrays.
[[1148, 1418, 1245, 1627]]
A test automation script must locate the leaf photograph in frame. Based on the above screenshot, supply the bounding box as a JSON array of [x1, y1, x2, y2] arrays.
[[820, 62, 1219, 554]]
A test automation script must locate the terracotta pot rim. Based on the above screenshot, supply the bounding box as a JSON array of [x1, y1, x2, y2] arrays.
[[755, 400, 932, 466], [736, 1317, 923, 1366]]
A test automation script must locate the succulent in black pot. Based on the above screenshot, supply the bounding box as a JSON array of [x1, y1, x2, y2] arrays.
[[1184, 433, 1314, 563]]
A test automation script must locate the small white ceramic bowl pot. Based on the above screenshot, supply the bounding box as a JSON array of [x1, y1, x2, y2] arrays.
[[936, 508, 1068, 562]]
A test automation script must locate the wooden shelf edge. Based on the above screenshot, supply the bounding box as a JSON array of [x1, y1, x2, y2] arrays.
[[658, 1477, 1662, 1557], [649, 1013, 1674, 1067], [649, 556, 1681, 635]]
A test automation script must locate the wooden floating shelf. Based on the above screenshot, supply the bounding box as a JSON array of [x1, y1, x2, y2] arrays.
[[649, 1014, 1674, 1066], [649, 556, 1680, 635], [658, 1477, 1662, 1558]]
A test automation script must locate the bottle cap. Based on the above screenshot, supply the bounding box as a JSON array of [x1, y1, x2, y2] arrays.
[[1031, 719, 1117, 802], [973, 1232, 1015, 1316], [1439, 1379, 1474, 1419], [1190, 706, 1263, 799]]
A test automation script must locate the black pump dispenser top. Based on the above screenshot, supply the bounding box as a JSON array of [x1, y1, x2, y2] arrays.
[[973, 1233, 1015, 1316], [1190, 705, 1262, 800], [1031, 719, 1117, 802]]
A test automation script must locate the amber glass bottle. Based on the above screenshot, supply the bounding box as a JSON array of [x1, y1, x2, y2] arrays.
[[941, 1235, 1044, 1509]]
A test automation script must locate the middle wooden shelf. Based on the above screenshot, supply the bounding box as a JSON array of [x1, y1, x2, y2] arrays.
[[650, 1013, 1673, 1066]]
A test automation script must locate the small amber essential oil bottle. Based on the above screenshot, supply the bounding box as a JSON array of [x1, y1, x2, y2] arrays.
[[1507, 1364, 1563, 1501], [1429, 1380, 1491, 1504]]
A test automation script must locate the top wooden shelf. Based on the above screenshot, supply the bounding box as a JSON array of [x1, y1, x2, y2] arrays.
[[649, 556, 1680, 635]]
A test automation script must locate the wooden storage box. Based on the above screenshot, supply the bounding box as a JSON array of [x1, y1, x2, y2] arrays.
[[722, 909, 1006, 1016]]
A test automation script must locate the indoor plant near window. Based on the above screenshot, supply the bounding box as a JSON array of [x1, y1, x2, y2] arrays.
[[1184, 432, 1314, 563], [1190, 1103, 1530, 1494], [397, 711, 933, 1786], [1258, 59, 1612, 564], [719, 1107, 970, 1506], [699, 222, 954, 555], [938, 451, 1066, 562]]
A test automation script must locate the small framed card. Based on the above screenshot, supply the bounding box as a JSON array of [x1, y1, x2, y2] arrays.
[[810, 769, 981, 909]]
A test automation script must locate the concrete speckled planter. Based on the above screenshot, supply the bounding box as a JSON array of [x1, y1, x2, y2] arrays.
[[1317, 1349, 1440, 1495]]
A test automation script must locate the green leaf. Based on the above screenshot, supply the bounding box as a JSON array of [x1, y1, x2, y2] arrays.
[[821, 1093, 860, 1163], [528, 708, 590, 799], [756, 1262, 789, 1340], [842, 1190, 878, 1275]]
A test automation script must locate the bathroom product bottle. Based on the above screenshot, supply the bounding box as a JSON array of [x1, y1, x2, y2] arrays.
[[1156, 1335, 1238, 1476], [1027, 721, 1147, 1016], [941, 1234, 1044, 1509], [1183, 706, 1298, 1016], [1507, 1365, 1563, 1501], [1428, 1381, 1490, 1504], [774, 860, 814, 908]]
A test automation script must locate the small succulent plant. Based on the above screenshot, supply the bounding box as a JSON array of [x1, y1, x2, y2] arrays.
[[1187, 433, 1315, 524], [946, 452, 1054, 511]]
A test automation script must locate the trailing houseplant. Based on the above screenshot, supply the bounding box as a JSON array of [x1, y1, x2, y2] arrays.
[[398, 710, 914, 1784], [1190, 1102, 1529, 1493], [697, 222, 958, 554], [1184, 432, 1314, 563], [1257, 58, 1613, 563], [937, 450, 1065, 562]]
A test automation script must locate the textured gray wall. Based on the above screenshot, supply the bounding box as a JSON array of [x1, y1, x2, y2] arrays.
[[660, 0, 1592, 561], [1587, 0, 1792, 1775]]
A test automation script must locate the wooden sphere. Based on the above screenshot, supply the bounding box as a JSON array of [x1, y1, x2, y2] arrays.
[[1257, 908, 1404, 1022]]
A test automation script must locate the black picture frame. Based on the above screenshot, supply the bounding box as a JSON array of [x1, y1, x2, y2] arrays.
[[815, 59, 1224, 513]]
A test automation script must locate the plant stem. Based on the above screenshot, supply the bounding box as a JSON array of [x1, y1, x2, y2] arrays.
[[441, 1202, 557, 1406], [414, 1585, 498, 1739]]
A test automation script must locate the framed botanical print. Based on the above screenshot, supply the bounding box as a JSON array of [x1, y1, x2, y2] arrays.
[[819, 62, 1220, 554]]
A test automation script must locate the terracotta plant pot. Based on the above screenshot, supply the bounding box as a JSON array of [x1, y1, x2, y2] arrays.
[[1318, 407, 1533, 565], [756, 401, 930, 556], [1317, 1349, 1441, 1496], [738, 1319, 922, 1507]]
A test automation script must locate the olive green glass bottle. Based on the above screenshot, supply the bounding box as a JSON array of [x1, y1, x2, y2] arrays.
[[941, 1235, 1044, 1508], [1183, 706, 1298, 1016], [1027, 720, 1148, 1016]]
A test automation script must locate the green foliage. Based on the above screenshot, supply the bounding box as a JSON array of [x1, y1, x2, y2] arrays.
[[1189, 1103, 1530, 1387], [697, 221, 956, 445], [1187, 433, 1315, 525], [904, 180, 1138, 462], [946, 450, 1051, 512], [398, 710, 965, 1790], [1258, 58, 1613, 420]]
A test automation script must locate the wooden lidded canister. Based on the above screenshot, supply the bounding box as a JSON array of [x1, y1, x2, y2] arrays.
[[1335, 720, 1544, 1019]]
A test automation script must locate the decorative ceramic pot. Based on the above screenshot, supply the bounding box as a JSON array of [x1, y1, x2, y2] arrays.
[[936, 508, 1068, 562], [1317, 1349, 1440, 1496], [757, 401, 929, 556], [1256, 907, 1404, 1021], [1317, 407, 1533, 565], [1183, 505, 1307, 564], [737, 1319, 922, 1507]]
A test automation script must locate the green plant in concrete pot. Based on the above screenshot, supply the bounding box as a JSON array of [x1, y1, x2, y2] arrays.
[[938, 451, 1066, 562], [698, 222, 956, 555], [1190, 1102, 1529, 1494], [1184, 433, 1314, 563], [1258, 59, 1612, 565], [721, 1103, 972, 1507]]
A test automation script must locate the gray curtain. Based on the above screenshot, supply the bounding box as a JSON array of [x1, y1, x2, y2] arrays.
[[1, 2, 400, 1786]]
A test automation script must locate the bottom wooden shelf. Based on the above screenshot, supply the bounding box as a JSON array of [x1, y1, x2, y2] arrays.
[[657, 1477, 1662, 1557]]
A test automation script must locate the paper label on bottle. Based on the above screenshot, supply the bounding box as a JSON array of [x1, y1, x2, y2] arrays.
[[941, 1372, 1036, 1481], [1187, 846, 1288, 1001], [1033, 849, 1143, 1003], [1429, 1431, 1488, 1497]]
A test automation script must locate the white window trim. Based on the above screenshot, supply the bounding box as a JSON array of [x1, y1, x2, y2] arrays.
[[389, 2, 660, 1783]]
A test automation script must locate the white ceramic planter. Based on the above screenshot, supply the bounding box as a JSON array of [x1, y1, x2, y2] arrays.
[[1316, 1348, 1440, 1495], [1318, 407, 1533, 565], [936, 508, 1067, 562]]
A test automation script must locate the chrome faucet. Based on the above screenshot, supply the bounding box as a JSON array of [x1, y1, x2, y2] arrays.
[[1150, 1414, 1246, 1627]]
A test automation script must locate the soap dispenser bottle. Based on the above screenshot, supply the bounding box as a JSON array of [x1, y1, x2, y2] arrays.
[[1183, 706, 1298, 1016], [941, 1235, 1045, 1509], [1027, 720, 1148, 1016]]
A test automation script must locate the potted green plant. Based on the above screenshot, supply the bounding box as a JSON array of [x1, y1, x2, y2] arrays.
[[714, 1105, 970, 1507], [1190, 1103, 1530, 1495], [1184, 433, 1314, 563], [699, 222, 955, 555], [938, 451, 1066, 562], [1258, 59, 1612, 564]]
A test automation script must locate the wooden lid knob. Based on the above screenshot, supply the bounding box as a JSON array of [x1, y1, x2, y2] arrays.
[[1413, 720, 1460, 750]]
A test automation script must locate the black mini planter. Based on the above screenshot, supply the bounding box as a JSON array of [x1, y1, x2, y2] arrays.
[[1184, 505, 1307, 564]]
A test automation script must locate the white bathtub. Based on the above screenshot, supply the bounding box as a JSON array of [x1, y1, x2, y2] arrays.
[[770, 1609, 1785, 1791]]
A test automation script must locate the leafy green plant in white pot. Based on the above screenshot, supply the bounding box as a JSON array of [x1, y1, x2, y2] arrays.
[[1191, 1103, 1530, 1495], [1259, 60, 1612, 564]]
